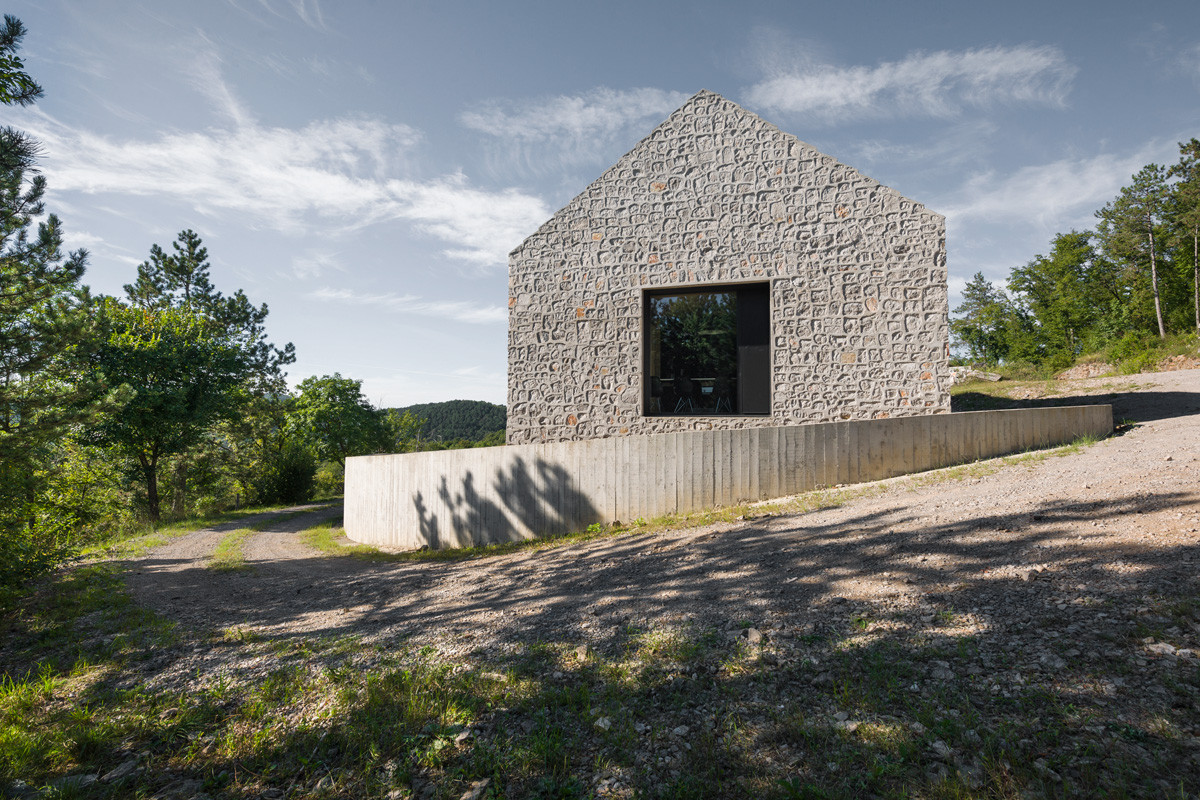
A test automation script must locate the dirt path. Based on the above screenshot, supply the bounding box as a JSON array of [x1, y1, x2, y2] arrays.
[[124, 369, 1200, 666]]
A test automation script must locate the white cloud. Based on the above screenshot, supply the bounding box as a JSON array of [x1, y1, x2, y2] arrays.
[[385, 174, 550, 265], [280, 0, 327, 31], [18, 108, 548, 266], [188, 39, 255, 128], [938, 146, 1169, 230], [60, 230, 108, 251], [291, 251, 345, 280], [462, 87, 689, 141], [310, 287, 506, 325], [746, 45, 1076, 124], [461, 87, 689, 177]]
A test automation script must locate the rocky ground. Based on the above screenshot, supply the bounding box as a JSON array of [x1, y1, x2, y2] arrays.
[[6, 368, 1200, 799], [125, 370, 1200, 666]]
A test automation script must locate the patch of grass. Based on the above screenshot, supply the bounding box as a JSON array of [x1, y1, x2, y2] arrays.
[[629, 628, 707, 664], [301, 520, 390, 560], [209, 528, 254, 571]]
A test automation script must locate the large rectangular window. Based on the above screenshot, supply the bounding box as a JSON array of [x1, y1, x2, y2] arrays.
[[643, 283, 770, 416]]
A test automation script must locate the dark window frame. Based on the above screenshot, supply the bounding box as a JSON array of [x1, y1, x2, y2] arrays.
[[641, 281, 772, 418]]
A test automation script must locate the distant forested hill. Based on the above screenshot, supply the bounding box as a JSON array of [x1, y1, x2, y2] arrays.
[[394, 400, 506, 442]]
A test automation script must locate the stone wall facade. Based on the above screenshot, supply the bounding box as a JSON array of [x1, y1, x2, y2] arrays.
[[506, 89, 949, 445]]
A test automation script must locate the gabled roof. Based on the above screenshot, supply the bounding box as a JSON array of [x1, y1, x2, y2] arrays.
[[510, 89, 940, 260]]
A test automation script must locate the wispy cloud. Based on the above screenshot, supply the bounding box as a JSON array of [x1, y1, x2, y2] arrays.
[[310, 287, 506, 325], [61, 228, 144, 266], [16, 26, 548, 267], [290, 251, 345, 280], [20, 108, 548, 266], [746, 45, 1076, 124], [462, 87, 688, 141], [1177, 42, 1200, 81], [280, 0, 327, 31], [938, 145, 1169, 229], [848, 120, 1000, 171], [231, 0, 329, 31], [461, 87, 689, 176], [189, 36, 254, 127]]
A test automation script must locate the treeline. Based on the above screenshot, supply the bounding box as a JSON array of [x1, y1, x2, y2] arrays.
[[392, 399, 506, 444], [0, 19, 501, 588], [952, 141, 1200, 371]]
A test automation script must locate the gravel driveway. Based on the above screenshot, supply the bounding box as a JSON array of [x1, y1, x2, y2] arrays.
[[123, 369, 1199, 662]]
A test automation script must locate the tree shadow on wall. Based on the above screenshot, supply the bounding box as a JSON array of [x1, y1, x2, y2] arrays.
[[413, 456, 600, 549]]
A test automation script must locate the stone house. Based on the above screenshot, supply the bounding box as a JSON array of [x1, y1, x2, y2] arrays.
[[506, 89, 948, 445]]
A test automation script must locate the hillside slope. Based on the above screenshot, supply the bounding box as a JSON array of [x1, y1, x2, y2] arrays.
[[394, 399, 506, 442]]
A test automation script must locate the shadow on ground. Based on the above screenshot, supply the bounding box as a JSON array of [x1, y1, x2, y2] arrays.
[[119, 487, 1199, 657], [19, 483, 1200, 798]]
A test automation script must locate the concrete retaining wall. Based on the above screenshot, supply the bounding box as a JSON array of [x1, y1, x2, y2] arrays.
[[345, 405, 1112, 550]]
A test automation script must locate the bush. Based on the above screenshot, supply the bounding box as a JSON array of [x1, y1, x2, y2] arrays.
[[255, 442, 317, 504], [313, 461, 344, 499], [1105, 331, 1154, 366], [0, 509, 77, 592], [1102, 331, 1198, 374]]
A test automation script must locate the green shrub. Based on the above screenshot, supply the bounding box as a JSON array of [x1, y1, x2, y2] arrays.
[[0, 507, 77, 592], [313, 461, 344, 499], [255, 442, 317, 504], [1105, 331, 1153, 365]]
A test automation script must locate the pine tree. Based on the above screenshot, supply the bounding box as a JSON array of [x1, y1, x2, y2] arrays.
[[1169, 139, 1200, 336], [0, 15, 41, 107], [125, 229, 294, 389], [1096, 164, 1171, 338], [0, 16, 108, 582], [950, 273, 1011, 365], [93, 230, 297, 521]]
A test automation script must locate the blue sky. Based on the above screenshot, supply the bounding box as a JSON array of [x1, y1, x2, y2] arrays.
[[9, 0, 1200, 405]]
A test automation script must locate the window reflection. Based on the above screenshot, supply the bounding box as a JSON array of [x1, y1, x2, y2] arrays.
[[646, 290, 740, 415]]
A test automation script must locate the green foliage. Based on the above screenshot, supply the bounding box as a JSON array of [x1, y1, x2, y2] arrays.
[[956, 141, 1200, 371], [0, 16, 41, 107], [0, 16, 113, 586], [1104, 331, 1199, 374], [1168, 138, 1200, 335], [313, 460, 345, 499], [652, 290, 738, 381], [392, 399, 506, 443], [949, 273, 1011, 365], [1007, 231, 1098, 366], [123, 228, 295, 386], [382, 408, 425, 453], [257, 441, 317, 504], [90, 300, 253, 521], [289, 373, 388, 465], [1095, 163, 1172, 337], [477, 429, 506, 447], [88, 230, 296, 522]]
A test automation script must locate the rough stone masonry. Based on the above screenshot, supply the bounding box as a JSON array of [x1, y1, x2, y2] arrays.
[[507, 89, 949, 445]]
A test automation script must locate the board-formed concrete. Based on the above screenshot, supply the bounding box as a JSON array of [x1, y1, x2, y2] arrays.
[[507, 89, 948, 445], [345, 405, 1112, 550]]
